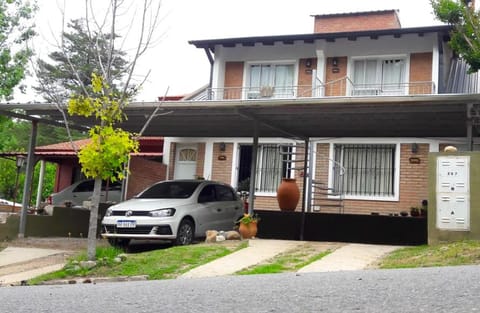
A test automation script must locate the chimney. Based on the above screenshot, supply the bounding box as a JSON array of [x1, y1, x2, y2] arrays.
[[313, 10, 401, 33]]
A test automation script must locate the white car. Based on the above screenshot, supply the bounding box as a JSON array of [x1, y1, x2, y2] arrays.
[[47, 179, 122, 207], [101, 179, 244, 246]]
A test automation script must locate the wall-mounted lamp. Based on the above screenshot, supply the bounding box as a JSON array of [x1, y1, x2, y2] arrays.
[[332, 57, 338, 67], [219, 142, 226, 152], [305, 58, 312, 68], [411, 143, 418, 154]]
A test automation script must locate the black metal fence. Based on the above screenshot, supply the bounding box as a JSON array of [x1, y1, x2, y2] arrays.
[[256, 210, 427, 245]]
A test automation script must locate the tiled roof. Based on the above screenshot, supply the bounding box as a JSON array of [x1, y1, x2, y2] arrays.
[[36, 139, 90, 151]]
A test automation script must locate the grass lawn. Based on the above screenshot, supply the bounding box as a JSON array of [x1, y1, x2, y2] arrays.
[[29, 241, 247, 285], [236, 242, 337, 275], [25, 239, 480, 284], [378, 240, 480, 269]]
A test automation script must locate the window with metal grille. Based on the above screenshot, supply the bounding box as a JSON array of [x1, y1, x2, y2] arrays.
[[333, 144, 395, 197], [237, 144, 292, 193]]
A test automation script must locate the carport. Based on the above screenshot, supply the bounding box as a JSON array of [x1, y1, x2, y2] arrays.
[[1, 94, 479, 240]]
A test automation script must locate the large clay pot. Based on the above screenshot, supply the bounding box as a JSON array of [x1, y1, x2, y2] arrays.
[[276, 178, 300, 211], [238, 222, 258, 239]]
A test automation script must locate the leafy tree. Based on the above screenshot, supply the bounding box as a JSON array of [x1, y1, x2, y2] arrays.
[[35, 19, 130, 103], [0, 0, 36, 100], [432, 0, 480, 72], [68, 73, 139, 185]]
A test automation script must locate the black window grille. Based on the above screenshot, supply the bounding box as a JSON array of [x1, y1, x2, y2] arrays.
[[333, 144, 395, 197], [237, 144, 292, 193]]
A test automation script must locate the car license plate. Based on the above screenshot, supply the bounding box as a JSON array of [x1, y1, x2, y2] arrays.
[[117, 220, 136, 228]]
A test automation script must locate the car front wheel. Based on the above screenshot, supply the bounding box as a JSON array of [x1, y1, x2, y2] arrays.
[[175, 219, 194, 245]]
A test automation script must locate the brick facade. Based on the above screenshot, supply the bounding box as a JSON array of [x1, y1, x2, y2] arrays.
[[224, 61, 244, 99], [126, 157, 166, 199], [325, 57, 348, 96], [409, 52, 433, 94], [168, 142, 176, 180], [314, 142, 429, 215], [211, 142, 233, 183], [314, 11, 401, 33], [298, 58, 317, 97], [196, 143, 206, 178]]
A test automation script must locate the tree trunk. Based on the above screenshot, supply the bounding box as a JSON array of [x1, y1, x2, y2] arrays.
[[87, 177, 102, 260]]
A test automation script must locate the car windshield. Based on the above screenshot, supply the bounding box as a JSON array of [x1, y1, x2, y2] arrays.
[[137, 181, 202, 199]]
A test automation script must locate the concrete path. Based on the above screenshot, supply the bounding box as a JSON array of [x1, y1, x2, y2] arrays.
[[297, 243, 401, 273], [180, 239, 300, 278]]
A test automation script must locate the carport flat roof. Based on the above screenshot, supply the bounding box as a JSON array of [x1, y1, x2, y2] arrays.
[[0, 94, 478, 139]]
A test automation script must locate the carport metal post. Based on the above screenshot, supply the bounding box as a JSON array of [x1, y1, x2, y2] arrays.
[[300, 138, 309, 241], [19, 120, 38, 237], [248, 121, 259, 215]]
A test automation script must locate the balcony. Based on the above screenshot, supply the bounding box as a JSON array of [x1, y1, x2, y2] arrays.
[[190, 77, 438, 101]]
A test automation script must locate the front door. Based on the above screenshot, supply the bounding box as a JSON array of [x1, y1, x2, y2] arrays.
[[174, 145, 197, 179]]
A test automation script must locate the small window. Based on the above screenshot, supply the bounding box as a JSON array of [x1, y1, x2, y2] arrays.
[[179, 148, 197, 162]]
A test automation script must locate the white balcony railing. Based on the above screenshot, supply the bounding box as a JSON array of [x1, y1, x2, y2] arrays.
[[193, 77, 437, 101]]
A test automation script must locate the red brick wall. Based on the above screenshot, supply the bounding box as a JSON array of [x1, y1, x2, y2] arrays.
[[409, 52, 433, 94], [224, 62, 244, 99], [298, 58, 317, 97], [314, 142, 429, 215], [314, 11, 400, 33], [126, 157, 167, 199], [56, 160, 77, 192], [325, 57, 348, 96]]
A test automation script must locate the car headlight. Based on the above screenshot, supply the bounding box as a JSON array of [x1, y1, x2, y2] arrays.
[[105, 207, 113, 217], [148, 208, 176, 217]]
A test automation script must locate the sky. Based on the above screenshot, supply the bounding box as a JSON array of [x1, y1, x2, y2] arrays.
[[14, 0, 445, 103]]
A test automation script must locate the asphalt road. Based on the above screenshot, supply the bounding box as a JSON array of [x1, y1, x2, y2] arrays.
[[2, 265, 480, 313]]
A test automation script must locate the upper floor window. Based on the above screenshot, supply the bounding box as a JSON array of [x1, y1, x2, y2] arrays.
[[247, 63, 294, 99], [352, 58, 406, 96]]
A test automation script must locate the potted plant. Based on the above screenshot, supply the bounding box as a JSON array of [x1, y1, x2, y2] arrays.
[[237, 213, 260, 239], [410, 206, 420, 217]]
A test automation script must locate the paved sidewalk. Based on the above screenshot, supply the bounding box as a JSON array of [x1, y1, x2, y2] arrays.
[[297, 243, 401, 273], [0, 247, 67, 285], [0, 247, 66, 268], [180, 239, 300, 278]]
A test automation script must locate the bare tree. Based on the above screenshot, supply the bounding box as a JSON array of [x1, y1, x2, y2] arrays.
[[35, 0, 164, 260]]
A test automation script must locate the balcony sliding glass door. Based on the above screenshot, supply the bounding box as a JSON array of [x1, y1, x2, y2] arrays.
[[247, 64, 294, 99], [352, 58, 406, 96]]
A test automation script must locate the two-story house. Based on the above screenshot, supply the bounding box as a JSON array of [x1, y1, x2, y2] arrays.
[[162, 9, 479, 216]]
